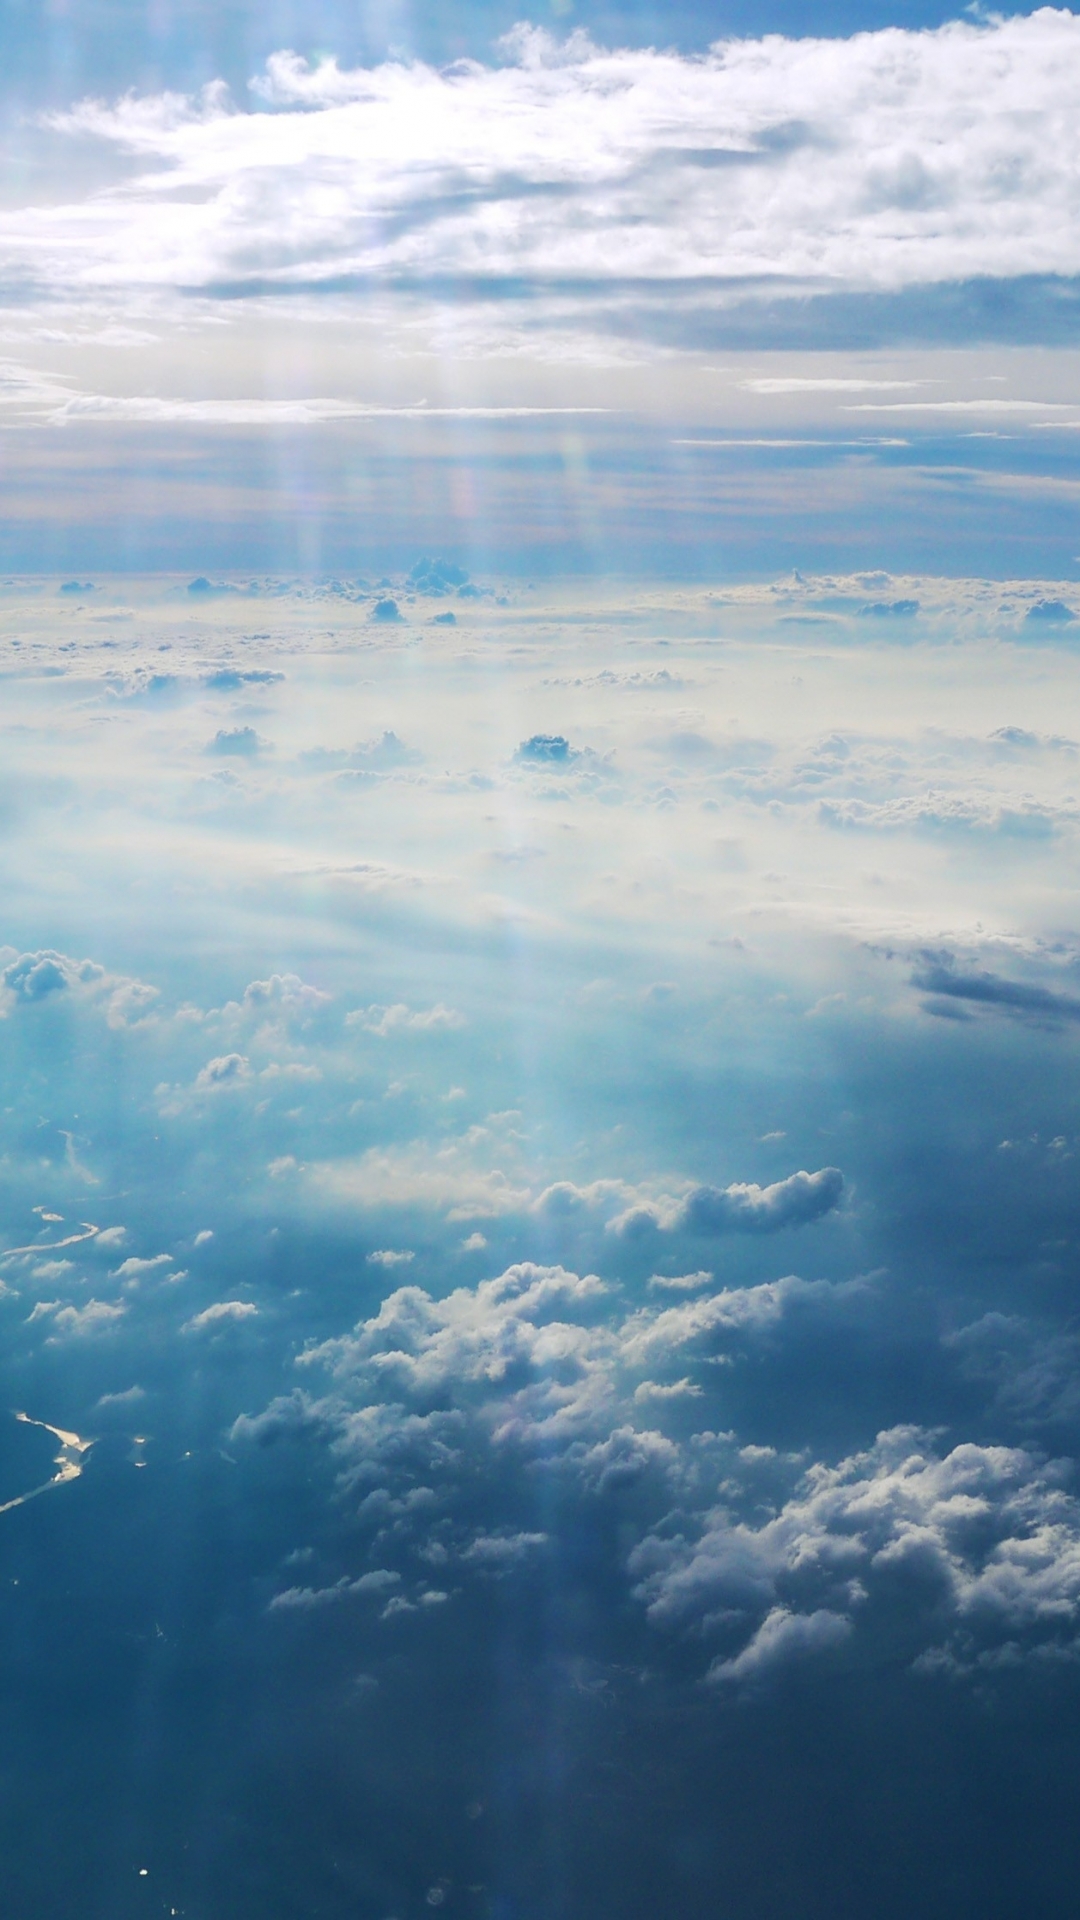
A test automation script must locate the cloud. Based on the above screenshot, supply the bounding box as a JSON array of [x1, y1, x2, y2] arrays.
[[94, 1385, 147, 1411], [111, 1253, 172, 1278], [614, 1168, 844, 1237], [234, 1240, 1080, 1682], [647, 1272, 714, 1293], [194, 1052, 251, 1090], [632, 1426, 1080, 1679], [707, 1606, 852, 1685], [461, 1531, 549, 1568], [633, 1378, 703, 1402], [24, 12, 1080, 333], [911, 955, 1080, 1025], [207, 727, 263, 758], [822, 794, 1072, 836], [268, 1568, 401, 1611], [48, 1299, 126, 1336], [348, 1003, 465, 1035], [304, 1263, 612, 1432], [617, 1274, 860, 1367], [366, 1249, 415, 1268], [2, 949, 104, 1002], [184, 1299, 258, 1331], [242, 973, 331, 1013], [309, 1137, 532, 1220]]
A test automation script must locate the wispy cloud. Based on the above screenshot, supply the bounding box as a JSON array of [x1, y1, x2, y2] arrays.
[[13, 13, 1080, 320]]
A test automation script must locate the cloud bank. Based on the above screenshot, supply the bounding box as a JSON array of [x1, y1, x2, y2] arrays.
[[6, 11, 1079, 319]]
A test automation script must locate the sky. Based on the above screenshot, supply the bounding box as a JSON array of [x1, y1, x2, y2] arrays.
[[3, 7, 1080, 1920]]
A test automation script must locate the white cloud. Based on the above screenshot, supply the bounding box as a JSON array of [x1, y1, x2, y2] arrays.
[[234, 1256, 1080, 1680], [647, 1271, 714, 1293], [184, 1299, 258, 1331], [366, 1249, 415, 1268], [268, 1568, 401, 1610], [111, 1253, 172, 1278], [194, 1052, 250, 1090], [612, 1167, 844, 1237], [633, 1426, 1080, 1679], [94, 1384, 147, 1410], [633, 1377, 704, 1402], [347, 1003, 465, 1035], [310, 1137, 532, 1220], [707, 1606, 852, 1684], [48, 1298, 126, 1336], [14, 11, 1080, 333]]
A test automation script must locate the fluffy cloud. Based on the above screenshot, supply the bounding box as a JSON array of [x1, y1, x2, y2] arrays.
[[238, 1257, 1080, 1682], [47, 1298, 126, 1336], [707, 1606, 852, 1685], [0, 949, 158, 1029], [111, 1253, 173, 1279], [633, 1427, 1080, 1678], [613, 1168, 844, 1237], [184, 1299, 258, 1331], [194, 1053, 251, 1091], [2, 950, 104, 1000]]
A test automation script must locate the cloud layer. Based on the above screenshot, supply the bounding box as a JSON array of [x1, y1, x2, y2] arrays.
[[1, 12, 1076, 316]]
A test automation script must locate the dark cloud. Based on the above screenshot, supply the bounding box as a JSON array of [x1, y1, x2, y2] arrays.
[[912, 955, 1080, 1025]]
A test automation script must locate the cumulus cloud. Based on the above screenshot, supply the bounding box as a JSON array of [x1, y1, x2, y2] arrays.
[[94, 1384, 147, 1411], [822, 793, 1073, 836], [111, 1253, 172, 1278], [230, 1241, 1080, 1680], [48, 1298, 126, 1336], [0, 949, 161, 1034], [633, 1426, 1080, 1680], [613, 1168, 844, 1237], [194, 1052, 251, 1090], [242, 973, 331, 1014], [184, 1299, 258, 1331], [269, 1568, 401, 1611], [207, 726, 263, 757], [1, 949, 103, 1001], [707, 1606, 852, 1685]]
